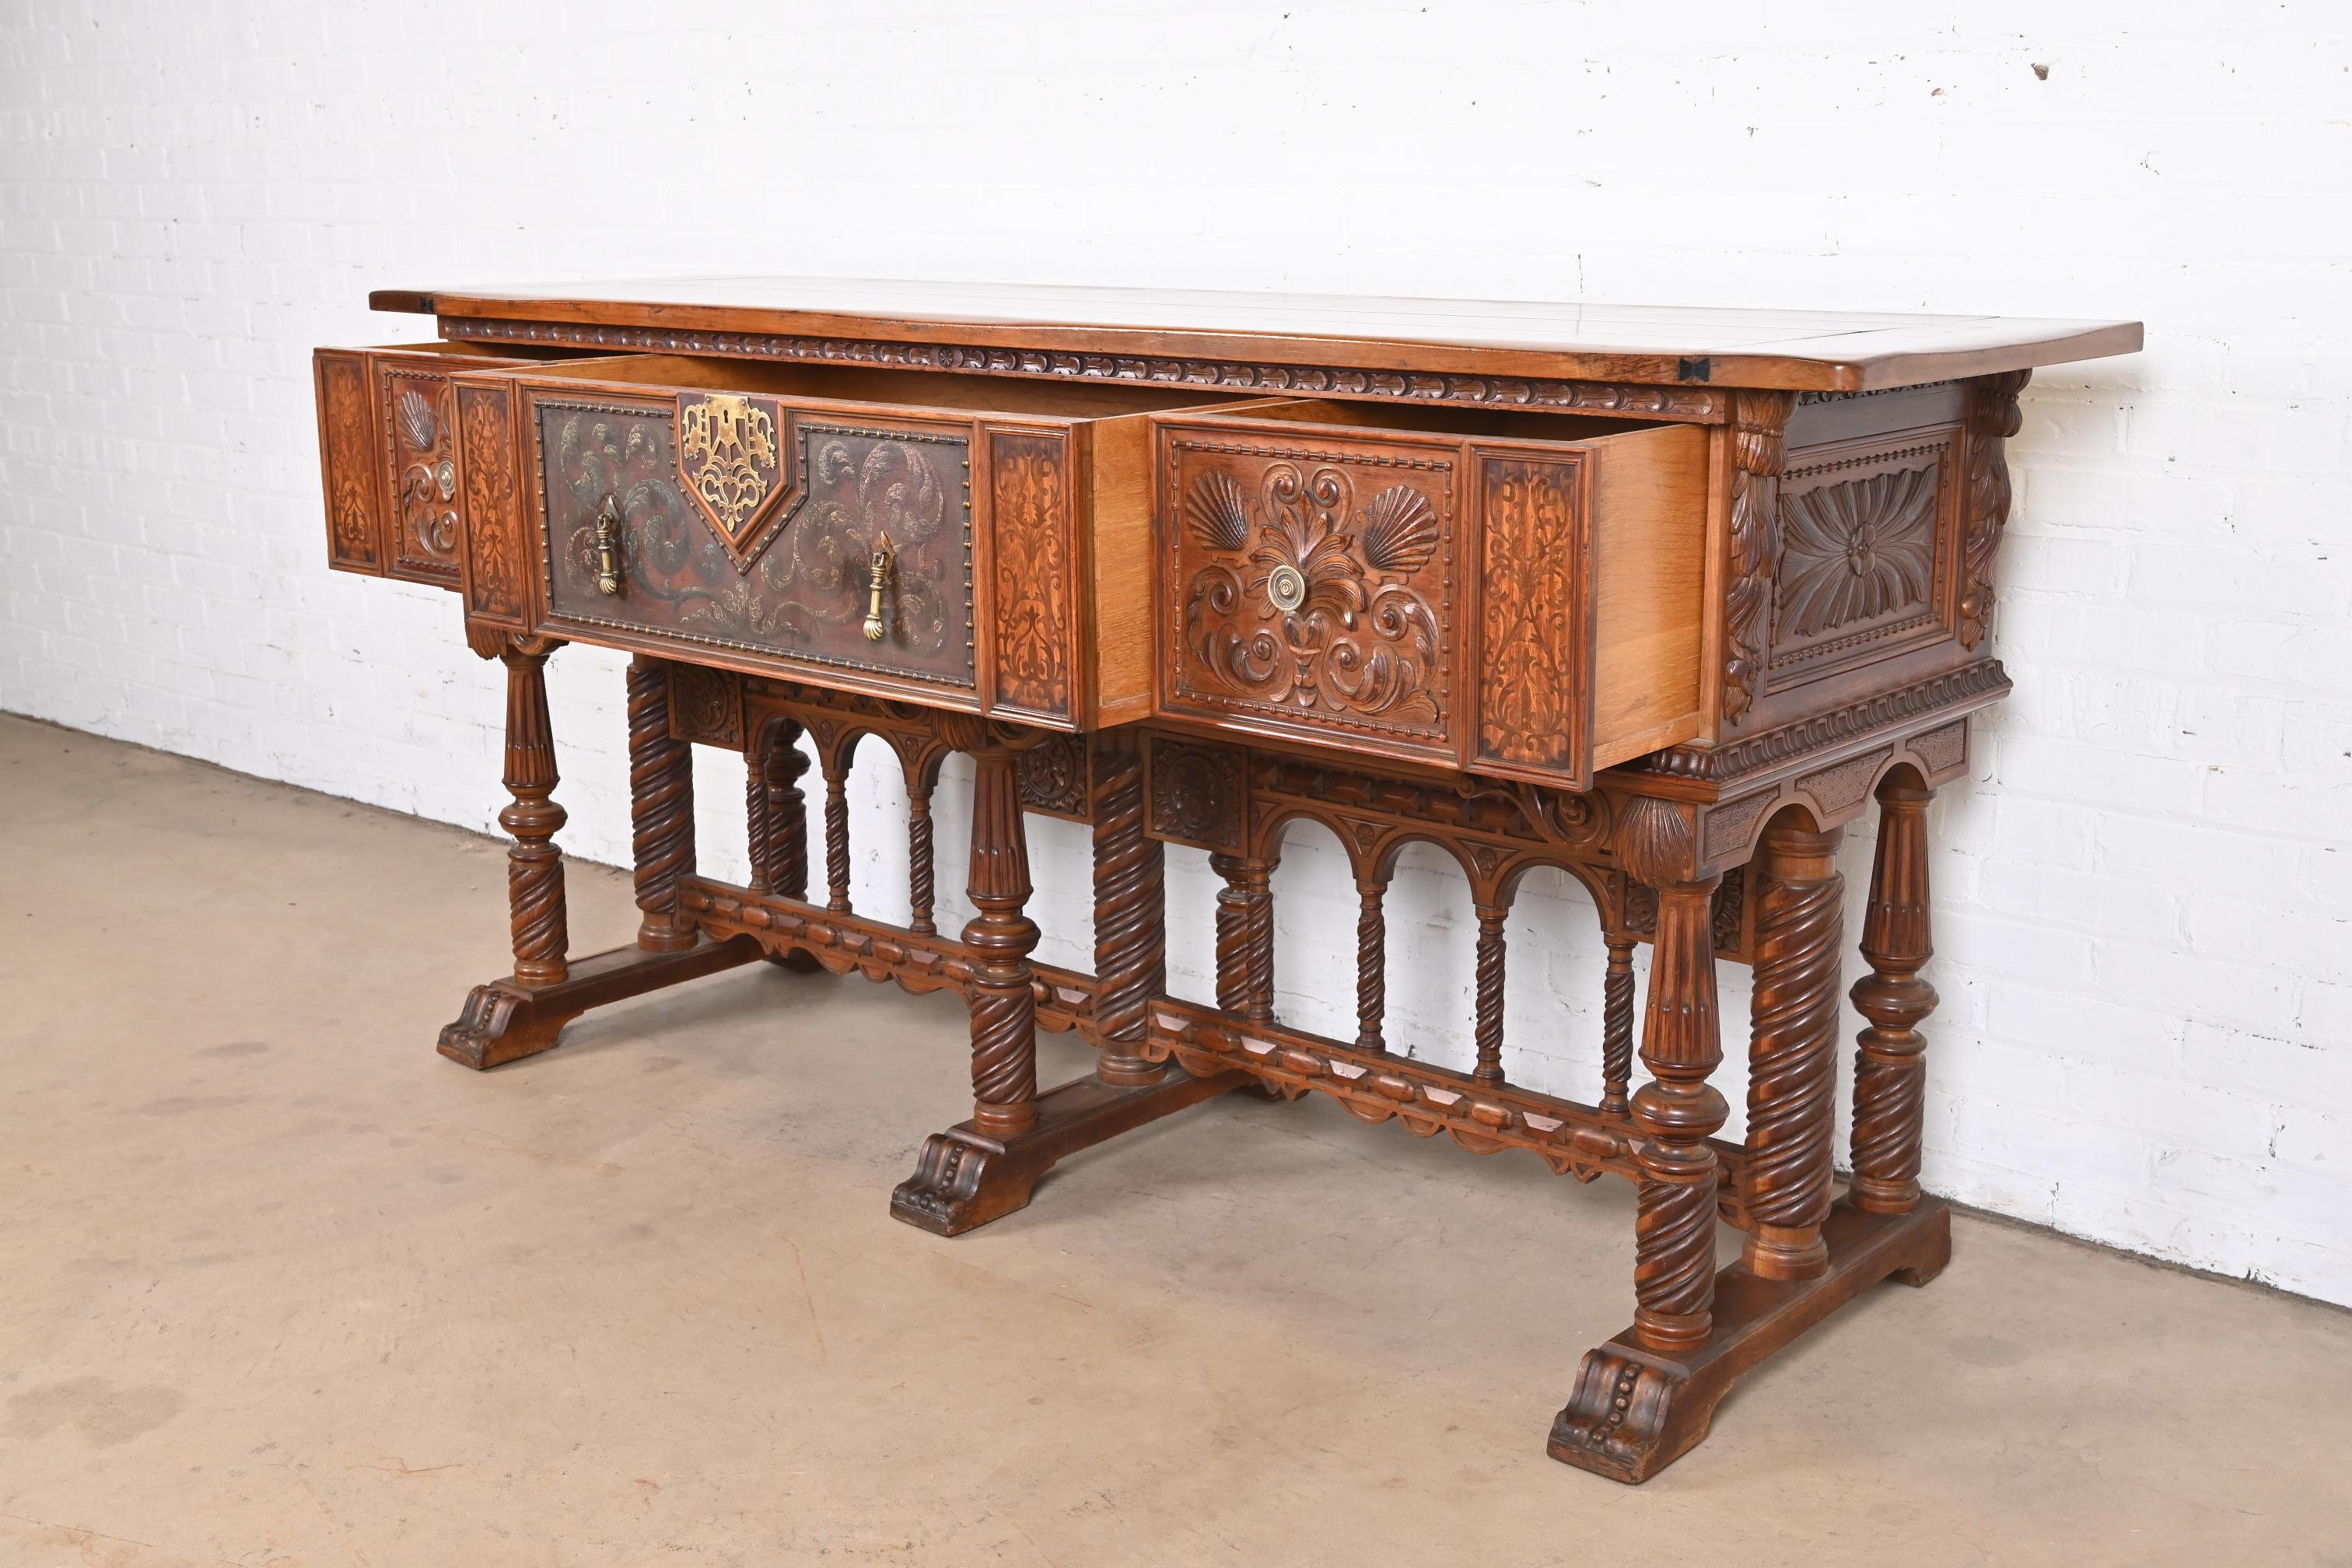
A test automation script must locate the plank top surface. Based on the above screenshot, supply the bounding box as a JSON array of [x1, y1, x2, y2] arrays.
[[375, 275, 2144, 392]]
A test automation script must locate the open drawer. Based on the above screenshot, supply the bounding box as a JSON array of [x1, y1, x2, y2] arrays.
[[313, 340, 604, 584], [459, 354, 1265, 726], [1150, 401, 1710, 789]]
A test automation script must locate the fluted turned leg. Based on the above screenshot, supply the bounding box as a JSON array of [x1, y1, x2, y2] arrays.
[[1742, 821, 1845, 1281], [963, 744, 1041, 1138], [1599, 934, 1636, 1118], [438, 639, 758, 1072], [1851, 776, 1936, 1215], [626, 656, 698, 954], [1354, 874, 1389, 1054], [1629, 872, 1729, 1353], [893, 735, 1241, 1236], [1091, 733, 1167, 1088], [500, 640, 569, 985]]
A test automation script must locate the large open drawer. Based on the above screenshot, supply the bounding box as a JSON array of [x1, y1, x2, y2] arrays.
[[1150, 401, 1710, 789], [452, 354, 1267, 727]]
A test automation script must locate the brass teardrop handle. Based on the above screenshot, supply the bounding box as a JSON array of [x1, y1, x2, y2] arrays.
[[593, 494, 623, 596], [863, 533, 896, 642]]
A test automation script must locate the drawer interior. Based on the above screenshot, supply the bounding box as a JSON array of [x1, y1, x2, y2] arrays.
[[1196, 396, 1675, 446], [361, 338, 603, 362], [513, 352, 1259, 420]]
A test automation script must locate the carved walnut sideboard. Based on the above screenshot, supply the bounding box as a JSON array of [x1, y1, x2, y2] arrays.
[[313, 278, 2140, 1482]]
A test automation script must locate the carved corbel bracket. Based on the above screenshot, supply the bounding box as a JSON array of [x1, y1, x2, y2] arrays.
[[1958, 370, 2030, 650], [1721, 389, 1798, 727]]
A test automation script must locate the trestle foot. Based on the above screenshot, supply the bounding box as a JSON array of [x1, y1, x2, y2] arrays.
[[1548, 1196, 1952, 1482], [434, 936, 762, 1070], [888, 1066, 1246, 1236]]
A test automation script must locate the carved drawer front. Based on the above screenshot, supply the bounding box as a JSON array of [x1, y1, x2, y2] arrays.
[[313, 341, 597, 584], [1153, 404, 1710, 788], [489, 354, 1259, 723]]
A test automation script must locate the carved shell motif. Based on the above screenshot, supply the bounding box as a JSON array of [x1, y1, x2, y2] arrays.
[[394, 388, 439, 452], [1358, 485, 1439, 574], [1184, 469, 1250, 552]]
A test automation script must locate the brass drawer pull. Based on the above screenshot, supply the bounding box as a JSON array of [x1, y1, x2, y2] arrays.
[[593, 495, 623, 596], [863, 532, 896, 641]]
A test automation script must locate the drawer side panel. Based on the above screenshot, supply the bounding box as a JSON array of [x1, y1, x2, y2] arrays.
[[1473, 451, 1594, 785], [315, 349, 386, 574]]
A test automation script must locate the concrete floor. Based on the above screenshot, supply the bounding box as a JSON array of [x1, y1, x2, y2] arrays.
[[2, 712, 2348, 1568]]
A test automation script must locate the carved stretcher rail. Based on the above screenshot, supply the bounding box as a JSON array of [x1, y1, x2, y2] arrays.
[[679, 878, 1097, 1038], [1145, 996, 1755, 1223]]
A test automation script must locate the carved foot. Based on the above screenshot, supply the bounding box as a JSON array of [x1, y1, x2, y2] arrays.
[[1548, 1197, 1954, 1483], [890, 1066, 1246, 1236], [433, 936, 764, 1071], [889, 1130, 1045, 1237], [1548, 1349, 1724, 1484]]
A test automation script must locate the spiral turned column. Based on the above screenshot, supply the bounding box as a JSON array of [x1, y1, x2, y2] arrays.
[[498, 641, 568, 987], [907, 773, 938, 937], [1741, 821, 1845, 1280], [964, 743, 1041, 1138], [822, 745, 852, 915], [625, 656, 698, 953], [1090, 733, 1167, 1087], [1354, 874, 1390, 1054], [1472, 901, 1510, 1083], [758, 721, 811, 901], [1210, 853, 1250, 1013], [1851, 775, 1937, 1216], [1233, 854, 1279, 1025], [1599, 934, 1637, 1118]]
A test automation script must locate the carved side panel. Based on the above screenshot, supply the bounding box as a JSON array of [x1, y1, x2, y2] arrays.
[[1475, 452, 1592, 783], [1767, 429, 1960, 684], [1160, 427, 1460, 760], [315, 349, 384, 573], [989, 429, 1076, 719], [1144, 736, 1248, 855], [380, 367, 464, 584], [1960, 371, 2030, 650], [1721, 390, 1795, 726], [453, 381, 528, 628], [537, 396, 975, 688]]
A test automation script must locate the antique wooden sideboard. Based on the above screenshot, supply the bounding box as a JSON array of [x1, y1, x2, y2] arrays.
[[313, 278, 2139, 1481]]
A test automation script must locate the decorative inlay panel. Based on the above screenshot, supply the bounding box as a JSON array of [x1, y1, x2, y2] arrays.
[[537, 397, 975, 687], [1162, 432, 1458, 755], [317, 351, 382, 572], [1477, 454, 1590, 776], [453, 382, 526, 625], [989, 430, 1075, 718]]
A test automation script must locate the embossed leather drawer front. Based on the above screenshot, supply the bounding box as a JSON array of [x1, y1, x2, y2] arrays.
[[535, 388, 982, 692], [313, 341, 596, 585], [493, 355, 1262, 721], [1153, 405, 1710, 788]]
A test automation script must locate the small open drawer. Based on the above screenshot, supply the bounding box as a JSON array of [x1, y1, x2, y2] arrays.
[[464, 353, 1266, 726], [312, 340, 606, 584], [1150, 401, 1710, 789]]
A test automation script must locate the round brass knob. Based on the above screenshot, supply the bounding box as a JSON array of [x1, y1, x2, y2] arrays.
[[1267, 562, 1306, 613]]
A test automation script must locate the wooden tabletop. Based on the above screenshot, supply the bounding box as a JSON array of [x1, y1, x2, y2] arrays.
[[375, 276, 2143, 393]]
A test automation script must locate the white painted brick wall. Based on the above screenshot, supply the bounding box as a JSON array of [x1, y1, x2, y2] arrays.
[[4, 1, 2347, 1303]]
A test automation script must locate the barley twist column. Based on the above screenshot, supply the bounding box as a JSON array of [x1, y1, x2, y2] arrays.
[[1599, 934, 1637, 1118], [1090, 733, 1167, 1087], [761, 721, 811, 901], [498, 639, 568, 987], [964, 742, 1040, 1137], [1354, 873, 1389, 1053], [1472, 901, 1510, 1083], [625, 656, 698, 953], [907, 772, 938, 936], [822, 744, 852, 914], [1741, 821, 1845, 1279], [1851, 775, 1937, 1214]]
